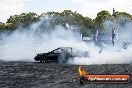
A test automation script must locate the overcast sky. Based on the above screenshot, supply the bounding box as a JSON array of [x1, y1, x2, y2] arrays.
[[0, 0, 131, 22]]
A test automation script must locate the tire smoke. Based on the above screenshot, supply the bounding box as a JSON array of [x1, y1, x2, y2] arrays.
[[0, 16, 132, 64]]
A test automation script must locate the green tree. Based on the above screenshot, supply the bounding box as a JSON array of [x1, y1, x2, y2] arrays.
[[4, 23, 16, 30], [95, 10, 112, 29], [115, 11, 132, 25], [6, 12, 39, 27], [115, 12, 132, 19], [0, 22, 5, 29], [49, 10, 94, 34], [0, 22, 16, 31]]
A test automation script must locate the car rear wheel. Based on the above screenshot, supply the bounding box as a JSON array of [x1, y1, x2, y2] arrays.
[[40, 59, 43, 63]]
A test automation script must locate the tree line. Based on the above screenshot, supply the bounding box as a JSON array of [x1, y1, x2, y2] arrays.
[[0, 10, 131, 34]]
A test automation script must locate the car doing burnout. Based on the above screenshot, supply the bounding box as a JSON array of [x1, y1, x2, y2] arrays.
[[34, 47, 73, 63]]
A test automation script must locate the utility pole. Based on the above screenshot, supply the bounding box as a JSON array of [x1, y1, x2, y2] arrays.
[[112, 8, 116, 46]]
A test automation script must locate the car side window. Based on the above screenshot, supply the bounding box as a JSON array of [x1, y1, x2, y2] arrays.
[[54, 49, 61, 53]]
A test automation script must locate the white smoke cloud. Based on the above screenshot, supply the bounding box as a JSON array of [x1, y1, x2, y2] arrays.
[[0, 16, 81, 61], [68, 46, 132, 65], [0, 16, 132, 65], [68, 19, 132, 65]]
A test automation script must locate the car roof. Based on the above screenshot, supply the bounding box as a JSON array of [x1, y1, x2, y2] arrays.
[[52, 47, 72, 52]]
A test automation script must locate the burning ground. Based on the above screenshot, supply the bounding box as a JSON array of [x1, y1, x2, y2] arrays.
[[0, 62, 132, 88]]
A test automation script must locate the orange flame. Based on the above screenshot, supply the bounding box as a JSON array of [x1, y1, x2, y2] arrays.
[[78, 66, 86, 76]]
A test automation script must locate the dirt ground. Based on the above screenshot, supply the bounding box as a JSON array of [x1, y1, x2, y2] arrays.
[[0, 61, 132, 88]]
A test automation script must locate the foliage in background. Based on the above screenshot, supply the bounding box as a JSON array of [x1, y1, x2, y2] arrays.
[[6, 12, 39, 28], [0, 10, 131, 35]]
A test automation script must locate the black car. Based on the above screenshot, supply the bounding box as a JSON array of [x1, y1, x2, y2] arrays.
[[34, 47, 73, 63]]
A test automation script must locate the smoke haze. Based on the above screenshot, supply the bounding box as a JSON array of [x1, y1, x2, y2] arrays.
[[0, 16, 132, 65]]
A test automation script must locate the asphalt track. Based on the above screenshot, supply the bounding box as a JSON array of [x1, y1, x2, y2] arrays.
[[0, 62, 132, 88]]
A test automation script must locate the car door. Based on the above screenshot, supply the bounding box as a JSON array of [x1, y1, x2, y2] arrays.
[[47, 48, 61, 61]]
